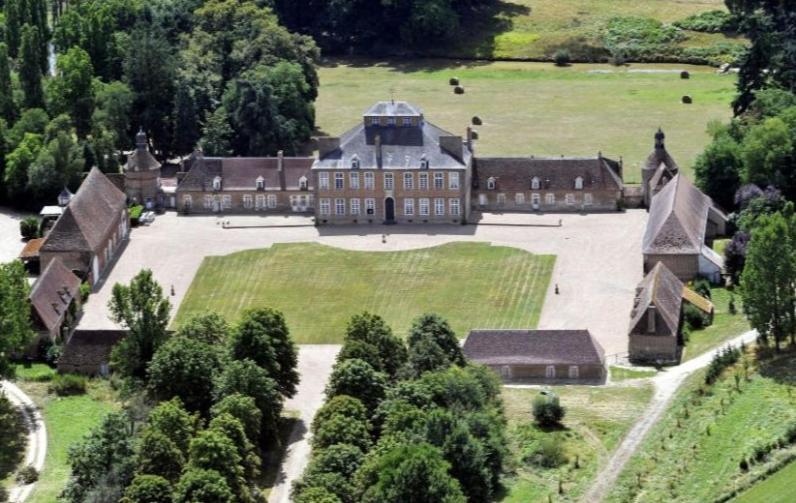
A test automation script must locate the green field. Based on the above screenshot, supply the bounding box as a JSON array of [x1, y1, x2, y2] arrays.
[[446, 0, 741, 60], [734, 460, 796, 503], [606, 350, 796, 503], [316, 59, 735, 183], [175, 242, 554, 343], [684, 287, 750, 362], [501, 384, 654, 501]]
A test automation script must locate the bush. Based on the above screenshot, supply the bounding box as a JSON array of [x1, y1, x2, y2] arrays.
[[674, 10, 737, 33], [80, 282, 91, 302], [705, 346, 741, 385], [532, 437, 567, 468], [693, 278, 712, 299], [532, 393, 565, 427], [449, 77, 459, 86], [19, 217, 40, 240], [454, 86, 465, 95], [15, 465, 39, 484], [49, 373, 87, 396], [603, 17, 684, 59], [553, 49, 571, 66], [129, 205, 144, 227], [684, 303, 711, 330]]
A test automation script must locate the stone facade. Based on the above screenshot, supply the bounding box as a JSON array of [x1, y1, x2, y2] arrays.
[[628, 262, 684, 363], [124, 129, 162, 208]]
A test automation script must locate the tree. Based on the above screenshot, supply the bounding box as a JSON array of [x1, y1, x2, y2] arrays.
[[408, 314, 465, 366], [8, 108, 48, 148], [406, 331, 452, 377], [208, 413, 260, 480], [343, 312, 407, 377], [187, 429, 250, 502], [312, 395, 370, 433], [93, 81, 135, 150], [19, 24, 44, 109], [47, 47, 95, 137], [171, 84, 200, 155], [229, 307, 299, 397], [0, 43, 17, 123], [741, 210, 796, 350], [211, 394, 262, 445], [312, 412, 372, 452], [693, 127, 742, 211], [177, 312, 229, 344], [199, 107, 233, 156], [740, 117, 794, 196], [214, 359, 283, 440], [27, 128, 84, 202], [532, 393, 566, 427], [0, 260, 34, 377], [121, 474, 173, 503], [356, 442, 466, 503], [3, 132, 41, 204], [147, 336, 224, 415], [174, 468, 234, 503], [145, 398, 199, 456], [725, 230, 750, 284], [108, 269, 172, 379], [4, 0, 22, 58], [293, 443, 364, 502], [325, 359, 387, 414], [134, 429, 184, 483], [294, 487, 342, 503]]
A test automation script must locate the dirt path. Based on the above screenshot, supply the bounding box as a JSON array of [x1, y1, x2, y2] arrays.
[[2, 381, 47, 503], [581, 330, 759, 502]]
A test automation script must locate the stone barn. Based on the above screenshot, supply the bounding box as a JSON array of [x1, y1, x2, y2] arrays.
[[462, 329, 606, 384]]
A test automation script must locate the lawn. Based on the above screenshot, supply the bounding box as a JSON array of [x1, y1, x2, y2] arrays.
[[734, 460, 796, 503], [684, 287, 750, 362], [316, 59, 736, 184], [500, 384, 653, 501], [606, 349, 796, 503], [12, 365, 118, 503], [175, 242, 554, 343], [610, 366, 657, 382]]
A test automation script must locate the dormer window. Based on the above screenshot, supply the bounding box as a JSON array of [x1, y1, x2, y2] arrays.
[[299, 176, 308, 190], [575, 176, 584, 190], [531, 177, 540, 190], [420, 155, 429, 170], [487, 177, 496, 190], [213, 176, 222, 191], [256, 176, 265, 190], [351, 155, 360, 170]]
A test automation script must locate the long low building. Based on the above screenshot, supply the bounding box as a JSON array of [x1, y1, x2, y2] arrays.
[[462, 329, 606, 384]]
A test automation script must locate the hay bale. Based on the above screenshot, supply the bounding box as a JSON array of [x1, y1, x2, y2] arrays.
[[471, 116, 482, 126], [454, 86, 465, 95], [449, 77, 459, 86], [681, 95, 693, 104], [680, 71, 690, 79]]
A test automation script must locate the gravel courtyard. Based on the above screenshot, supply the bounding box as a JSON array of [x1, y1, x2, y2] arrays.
[[0, 207, 31, 263], [78, 210, 647, 357]]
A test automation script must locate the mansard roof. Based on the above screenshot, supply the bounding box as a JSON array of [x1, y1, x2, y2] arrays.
[[463, 329, 605, 366], [473, 156, 623, 192], [364, 101, 422, 117], [643, 174, 714, 255], [178, 155, 314, 191]]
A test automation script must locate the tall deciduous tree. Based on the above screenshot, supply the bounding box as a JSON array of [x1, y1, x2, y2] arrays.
[[199, 107, 232, 156], [0, 43, 17, 123], [4, 0, 22, 58], [4, 132, 42, 205], [108, 269, 172, 379], [0, 260, 34, 377], [47, 47, 95, 137], [19, 24, 44, 109], [27, 128, 84, 202], [693, 125, 742, 211], [343, 312, 407, 378]]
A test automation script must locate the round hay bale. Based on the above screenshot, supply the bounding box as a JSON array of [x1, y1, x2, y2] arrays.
[[449, 77, 459, 86], [680, 71, 690, 79], [471, 116, 482, 126], [681, 95, 693, 104], [470, 130, 479, 140], [454, 86, 465, 95]]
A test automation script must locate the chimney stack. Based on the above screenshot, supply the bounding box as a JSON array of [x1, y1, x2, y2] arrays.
[[277, 150, 286, 191], [277, 150, 284, 171]]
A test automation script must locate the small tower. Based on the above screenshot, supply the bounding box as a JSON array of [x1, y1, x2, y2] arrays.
[[124, 127, 162, 208], [654, 128, 665, 151], [642, 128, 669, 207]]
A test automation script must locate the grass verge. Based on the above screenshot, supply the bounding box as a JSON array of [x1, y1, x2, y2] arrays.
[[610, 366, 657, 382], [684, 287, 749, 362], [733, 459, 796, 503]]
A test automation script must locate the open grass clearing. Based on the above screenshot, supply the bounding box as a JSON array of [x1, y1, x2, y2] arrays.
[[733, 459, 796, 503], [610, 366, 657, 382], [684, 287, 749, 362], [606, 349, 796, 503], [500, 384, 653, 501], [175, 242, 554, 343], [317, 59, 735, 184]]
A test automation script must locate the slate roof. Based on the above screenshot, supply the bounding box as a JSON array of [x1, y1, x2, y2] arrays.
[[643, 174, 715, 255], [125, 148, 161, 172], [629, 262, 683, 338], [178, 155, 314, 191], [314, 120, 470, 170], [41, 168, 127, 254], [30, 259, 81, 333], [473, 156, 623, 192], [463, 329, 605, 366], [59, 330, 126, 374]]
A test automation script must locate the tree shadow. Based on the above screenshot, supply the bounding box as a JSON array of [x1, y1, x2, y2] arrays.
[[0, 396, 29, 479], [755, 346, 796, 385], [260, 415, 305, 490]]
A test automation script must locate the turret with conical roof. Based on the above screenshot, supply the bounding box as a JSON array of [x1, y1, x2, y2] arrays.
[[642, 128, 679, 208], [124, 127, 162, 207]]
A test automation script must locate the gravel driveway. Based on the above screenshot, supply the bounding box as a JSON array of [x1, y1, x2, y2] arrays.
[[0, 207, 30, 263]]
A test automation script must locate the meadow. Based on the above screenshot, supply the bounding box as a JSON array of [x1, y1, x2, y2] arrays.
[[734, 460, 796, 503], [175, 242, 554, 343], [316, 59, 736, 184]]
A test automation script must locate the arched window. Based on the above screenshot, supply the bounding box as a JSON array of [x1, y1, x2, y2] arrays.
[[213, 176, 222, 191], [487, 177, 496, 190], [531, 177, 540, 190], [256, 176, 265, 190], [299, 176, 308, 190], [575, 176, 584, 190], [351, 155, 360, 170]]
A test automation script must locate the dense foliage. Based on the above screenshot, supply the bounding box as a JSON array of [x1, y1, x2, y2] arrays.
[[0, 260, 34, 377], [293, 312, 507, 503]]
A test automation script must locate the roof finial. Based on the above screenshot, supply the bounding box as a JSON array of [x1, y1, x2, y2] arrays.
[[655, 127, 665, 150], [136, 127, 148, 151]]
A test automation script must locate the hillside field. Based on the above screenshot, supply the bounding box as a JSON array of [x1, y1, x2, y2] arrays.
[[175, 242, 554, 343], [316, 59, 735, 184]]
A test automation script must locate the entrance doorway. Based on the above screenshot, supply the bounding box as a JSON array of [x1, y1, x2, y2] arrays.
[[384, 197, 395, 224]]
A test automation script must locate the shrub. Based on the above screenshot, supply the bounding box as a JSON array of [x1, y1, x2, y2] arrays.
[[19, 217, 40, 240], [129, 205, 144, 226], [454, 86, 465, 95], [553, 49, 571, 66], [693, 278, 712, 299], [532, 437, 567, 468], [449, 77, 459, 86], [532, 393, 565, 427], [603, 17, 684, 60], [49, 373, 87, 396], [705, 346, 741, 385], [684, 303, 711, 330], [80, 282, 91, 302], [674, 10, 737, 33], [16, 465, 39, 484]]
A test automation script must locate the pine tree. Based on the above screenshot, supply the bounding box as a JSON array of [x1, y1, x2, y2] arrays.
[[19, 24, 44, 109], [4, 0, 22, 58], [172, 85, 200, 155], [0, 44, 17, 122]]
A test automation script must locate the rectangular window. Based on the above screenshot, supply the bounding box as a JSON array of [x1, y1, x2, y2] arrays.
[[434, 198, 445, 216], [319, 198, 330, 215], [449, 172, 460, 190], [222, 195, 232, 209], [449, 198, 460, 216], [319, 172, 329, 190], [256, 194, 265, 210], [434, 172, 444, 190], [584, 193, 593, 206], [335, 198, 346, 215], [335, 172, 344, 190], [364, 172, 375, 190], [365, 198, 375, 215], [243, 195, 253, 209], [419, 198, 430, 216], [419, 173, 429, 190], [532, 193, 540, 207], [497, 193, 506, 206], [387, 117, 396, 126], [478, 193, 488, 206], [402, 117, 412, 126], [515, 193, 525, 205], [204, 195, 213, 209], [349, 172, 360, 190], [566, 193, 575, 205], [403, 172, 414, 190], [267, 194, 277, 208], [350, 198, 361, 215], [545, 193, 555, 205], [384, 173, 394, 190], [404, 198, 415, 216], [183, 195, 193, 208]]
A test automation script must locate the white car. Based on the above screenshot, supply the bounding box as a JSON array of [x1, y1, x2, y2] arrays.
[[141, 211, 156, 224]]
